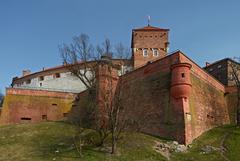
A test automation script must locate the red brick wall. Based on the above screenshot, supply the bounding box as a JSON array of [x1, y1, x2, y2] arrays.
[[96, 62, 119, 114], [179, 53, 226, 92], [187, 74, 230, 143], [177, 52, 234, 144], [6, 88, 76, 99], [132, 30, 168, 49], [118, 53, 185, 141], [2, 51, 237, 145], [132, 30, 169, 68], [0, 88, 76, 124], [117, 51, 237, 144]]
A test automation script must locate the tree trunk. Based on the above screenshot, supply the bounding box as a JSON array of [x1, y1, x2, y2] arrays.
[[237, 91, 240, 126], [111, 131, 117, 154]]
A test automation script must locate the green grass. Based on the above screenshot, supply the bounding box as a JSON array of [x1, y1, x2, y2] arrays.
[[171, 125, 240, 161], [0, 122, 240, 161], [0, 121, 166, 161]]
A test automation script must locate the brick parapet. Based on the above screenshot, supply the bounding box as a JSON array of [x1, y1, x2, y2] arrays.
[[6, 88, 76, 99], [178, 53, 226, 92], [120, 52, 180, 83]]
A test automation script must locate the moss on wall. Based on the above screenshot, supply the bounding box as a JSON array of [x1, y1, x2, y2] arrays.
[[226, 92, 238, 124], [0, 94, 74, 124], [189, 74, 231, 140], [120, 71, 180, 139]]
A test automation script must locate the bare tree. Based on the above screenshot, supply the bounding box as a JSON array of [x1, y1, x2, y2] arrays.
[[109, 79, 138, 154], [98, 61, 131, 154], [67, 91, 95, 156], [115, 43, 131, 59], [229, 57, 240, 126], [60, 33, 131, 155], [60, 34, 98, 90]]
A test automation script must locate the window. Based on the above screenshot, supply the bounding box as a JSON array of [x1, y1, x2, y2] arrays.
[[39, 76, 44, 81], [152, 49, 159, 57], [42, 115, 47, 120], [21, 117, 31, 120], [209, 68, 213, 72], [54, 73, 60, 78], [217, 65, 222, 68], [63, 113, 68, 117], [143, 49, 148, 57], [40, 83, 42, 87], [181, 73, 185, 78], [52, 103, 57, 106], [229, 74, 234, 80], [21, 117, 31, 123], [26, 79, 31, 84]]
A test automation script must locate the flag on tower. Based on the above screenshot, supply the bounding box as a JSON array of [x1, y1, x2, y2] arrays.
[[148, 15, 151, 26]]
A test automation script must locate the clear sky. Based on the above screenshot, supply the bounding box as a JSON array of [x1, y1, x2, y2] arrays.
[[1, 0, 240, 93]]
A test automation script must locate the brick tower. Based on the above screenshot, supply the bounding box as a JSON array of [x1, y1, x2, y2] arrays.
[[131, 25, 169, 69]]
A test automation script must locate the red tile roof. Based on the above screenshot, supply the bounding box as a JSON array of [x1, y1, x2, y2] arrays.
[[133, 25, 169, 31]]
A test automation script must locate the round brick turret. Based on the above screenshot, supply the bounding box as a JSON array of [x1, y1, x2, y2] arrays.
[[170, 63, 192, 99]]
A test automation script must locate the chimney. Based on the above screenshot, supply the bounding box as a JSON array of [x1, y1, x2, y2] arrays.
[[22, 70, 31, 77], [101, 54, 112, 63], [206, 62, 210, 67]]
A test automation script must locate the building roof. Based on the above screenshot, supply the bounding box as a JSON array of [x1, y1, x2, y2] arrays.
[[203, 58, 240, 69], [12, 59, 131, 83], [132, 25, 169, 32]]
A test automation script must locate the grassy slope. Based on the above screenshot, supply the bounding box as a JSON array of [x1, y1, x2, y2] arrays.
[[0, 122, 165, 161], [0, 122, 240, 161], [171, 125, 240, 161]]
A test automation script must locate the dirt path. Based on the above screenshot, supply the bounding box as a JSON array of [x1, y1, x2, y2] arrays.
[[219, 132, 231, 161]]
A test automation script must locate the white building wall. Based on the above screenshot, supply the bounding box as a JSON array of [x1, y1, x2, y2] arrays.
[[14, 71, 87, 93], [13, 65, 132, 93]]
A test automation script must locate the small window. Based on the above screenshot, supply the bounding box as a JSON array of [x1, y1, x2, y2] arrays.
[[143, 49, 148, 57], [21, 117, 31, 120], [55, 73, 60, 78], [209, 68, 213, 72], [217, 65, 222, 68], [26, 79, 31, 84], [181, 73, 185, 78], [52, 103, 57, 106], [40, 83, 42, 87], [152, 49, 159, 57], [229, 74, 234, 80], [63, 113, 68, 117], [42, 115, 47, 120], [39, 76, 44, 81], [21, 117, 32, 123]]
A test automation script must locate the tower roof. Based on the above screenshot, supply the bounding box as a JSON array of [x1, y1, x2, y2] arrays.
[[132, 25, 169, 32]]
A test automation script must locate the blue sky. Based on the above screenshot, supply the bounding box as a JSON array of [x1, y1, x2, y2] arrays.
[[0, 0, 240, 93]]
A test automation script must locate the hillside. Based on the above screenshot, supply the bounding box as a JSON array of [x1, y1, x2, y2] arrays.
[[0, 122, 239, 161]]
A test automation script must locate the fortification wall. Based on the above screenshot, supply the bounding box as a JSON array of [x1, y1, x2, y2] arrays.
[[179, 53, 225, 92], [119, 53, 185, 141], [0, 88, 75, 124], [186, 74, 230, 143], [177, 53, 234, 144], [119, 51, 236, 144]]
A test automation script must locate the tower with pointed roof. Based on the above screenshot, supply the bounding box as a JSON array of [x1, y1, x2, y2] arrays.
[[131, 25, 169, 68]]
